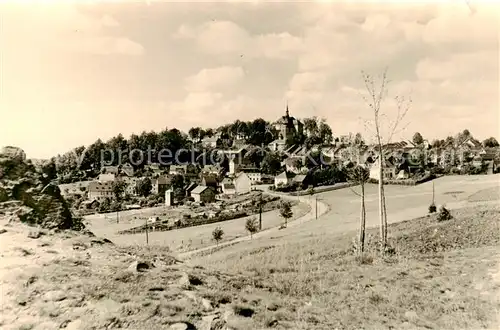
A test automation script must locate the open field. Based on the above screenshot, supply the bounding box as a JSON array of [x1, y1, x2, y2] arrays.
[[88, 200, 311, 253], [195, 203, 500, 330]]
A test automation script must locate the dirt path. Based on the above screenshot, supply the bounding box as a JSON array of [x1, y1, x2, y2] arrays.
[[177, 191, 329, 260]]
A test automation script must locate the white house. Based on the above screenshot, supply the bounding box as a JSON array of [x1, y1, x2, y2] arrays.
[[274, 171, 289, 187], [369, 159, 397, 181], [221, 178, 236, 195], [234, 172, 252, 195]]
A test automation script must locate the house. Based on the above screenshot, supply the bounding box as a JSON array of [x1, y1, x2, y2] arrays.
[[201, 136, 221, 148], [472, 155, 483, 168], [292, 174, 309, 189], [151, 175, 172, 195], [369, 158, 398, 181], [123, 177, 141, 196], [98, 173, 116, 182], [221, 178, 236, 195], [268, 139, 287, 152], [191, 186, 216, 203], [201, 174, 219, 191], [121, 163, 135, 177], [101, 166, 119, 175], [283, 157, 306, 174], [234, 172, 252, 195], [396, 170, 409, 180], [185, 182, 198, 196], [88, 181, 114, 201], [274, 171, 290, 187], [145, 163, 163, 177], [240, 171, 261, 184], [169, 164, 198, 179], [202, 164, 223, 176]]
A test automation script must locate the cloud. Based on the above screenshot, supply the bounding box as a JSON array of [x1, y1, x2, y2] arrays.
[[184, 66, 245, 92], [2, 4, 144, 56], [415, 51, 498, 81], [174, 20, 303, 59]]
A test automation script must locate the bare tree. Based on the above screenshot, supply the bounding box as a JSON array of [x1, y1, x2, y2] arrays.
[[348, 165, 370, 256], [361, 68, 411, 250]]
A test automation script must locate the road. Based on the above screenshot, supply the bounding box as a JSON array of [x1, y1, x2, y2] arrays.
[[178, 187, 329, 259], [186, 174, 500, 262]]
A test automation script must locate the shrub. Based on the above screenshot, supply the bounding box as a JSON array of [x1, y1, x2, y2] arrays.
[[428, 203, 437, 213], [437, 206, 452, 221]]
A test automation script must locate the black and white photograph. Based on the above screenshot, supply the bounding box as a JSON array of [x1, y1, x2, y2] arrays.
[[0, 0, 499, 329]]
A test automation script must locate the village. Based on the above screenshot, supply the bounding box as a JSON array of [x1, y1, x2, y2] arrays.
[[56, 106, 500, 235]]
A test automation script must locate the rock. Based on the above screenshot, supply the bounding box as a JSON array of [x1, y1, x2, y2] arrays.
[[179, 272, 203, 287], [0, 228, 7, 234], [0, 187, 8, 202], [199, 315, 225, 330], [128, 261, 152, 272], [266, 318, 279, 328], [27, 229, 45, 239], [169, 322, 196, 330], [63, 319, 82, 330], [201, 298, 213, 311], [266, 302, 280, 311], [404, 311, 418, 322], [0, 146, 26, 161], [42, 290, 67, 302]]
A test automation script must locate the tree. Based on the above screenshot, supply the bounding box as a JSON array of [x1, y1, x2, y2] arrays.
[[354, 133, 365, 146], [188, 127, 201, 142], [136, 178, 152, 197], [303, 117, 319, 136], [212, 226, 224, 246], [245, 217, 259, 239], [348, 165, 370, 256], [318, 118, 333, 144], [412, 132, 424, 145], [261, 152, 282, 175], [482, 137, 499, 148], [112, 180, 127, 201], [361, 68, 411, 250], [279, 200, 293, 227]]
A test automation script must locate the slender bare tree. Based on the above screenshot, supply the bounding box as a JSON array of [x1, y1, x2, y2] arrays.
[[348, 165, 370, 256], [360, 68, 411, 250]]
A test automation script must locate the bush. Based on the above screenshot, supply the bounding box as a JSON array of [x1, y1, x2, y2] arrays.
[[428, 203, 437, 214], [437, 206, 452, 221]]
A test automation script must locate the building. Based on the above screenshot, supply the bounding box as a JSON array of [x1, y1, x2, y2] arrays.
[[274, 171, 290, 187], [101, 166, 119, 175], [369, 158, 398, 181], [121, 163, 135, 177], [88, 181, 113, 201], [221, 178, 236, 195], [234, 172, 252, 195], [283, 157, 306, 174], [202, 164, 223, 176], [272, 105, 304, 144], [122, 177, 141, 196], [201, 174, 218, 191], [169, 164, 199, 179], [165, 189, 173, 206], [268, 139, 287, 152], [185, 182, 198, 196], [151, 175, 172, 195], [242, 171, 262, 184], [145, 163, 163, 177], [98, 173, 116, 182], [201, 136, 221, 148], [191, 186, 216, 203], [292, 174, 310, 189]]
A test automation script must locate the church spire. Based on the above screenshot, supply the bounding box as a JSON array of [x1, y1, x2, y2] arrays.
[[285, 101, 289, 117]]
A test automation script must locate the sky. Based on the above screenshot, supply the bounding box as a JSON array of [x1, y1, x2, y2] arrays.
[[0, 0, 498, 159]]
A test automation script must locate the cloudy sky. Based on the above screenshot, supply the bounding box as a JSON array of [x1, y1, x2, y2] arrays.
[[0, 1, 498, 158]]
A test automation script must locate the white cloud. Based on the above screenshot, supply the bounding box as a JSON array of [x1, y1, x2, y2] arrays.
[[174, 20, 303, 59], [415, 51, 498, 81], [184, 66, 245, 92]]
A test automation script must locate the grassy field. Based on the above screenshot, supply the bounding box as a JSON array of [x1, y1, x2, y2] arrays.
[[89, 200, 310, 253], [195, 203, 500, 329]]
